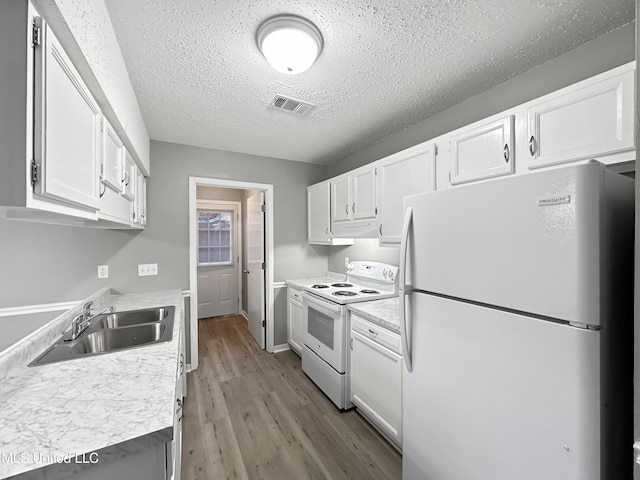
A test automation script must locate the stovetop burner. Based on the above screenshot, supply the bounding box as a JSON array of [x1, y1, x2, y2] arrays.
[[311, 284, 330, 289], [331, 283, 354, 288], [360, 289, 379, 294], [333, 290, 358, 297]]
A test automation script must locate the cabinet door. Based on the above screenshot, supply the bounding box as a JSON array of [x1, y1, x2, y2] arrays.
[[351, 166, 377, 220], [134, 170, 147, 226], [102, 118, 123, 191], [307, 181, 331, 244], [527, 67, 634, 169], [350, 329, 402, 445], [287, 293, 303, 355], [449, 115, 515, 185], [122, 150, 137, 200], [331, 174, 350, 223], [34, 19, 100, 210], [377, 143, 436, 244]]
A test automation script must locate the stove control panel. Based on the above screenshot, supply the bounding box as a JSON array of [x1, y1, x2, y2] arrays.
[[347, 261, 398, 285]]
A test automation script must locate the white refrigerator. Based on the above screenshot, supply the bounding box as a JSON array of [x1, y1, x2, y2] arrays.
[[400, 161, 634, 480]]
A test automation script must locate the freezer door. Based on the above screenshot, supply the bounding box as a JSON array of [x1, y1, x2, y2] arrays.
[[402, 161, 634, 327], [403, 293, 600, 480]]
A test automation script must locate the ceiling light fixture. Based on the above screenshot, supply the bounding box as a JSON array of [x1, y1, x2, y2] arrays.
[[256, 15, 323, 75]]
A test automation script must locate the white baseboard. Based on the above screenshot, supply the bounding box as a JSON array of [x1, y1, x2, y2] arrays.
[[241, 310, 248, 320], [273, 343, 291, 353]]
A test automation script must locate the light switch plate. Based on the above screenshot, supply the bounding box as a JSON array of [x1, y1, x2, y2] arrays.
[[138, 263, 158, 276], [98, 265, 108, 279]]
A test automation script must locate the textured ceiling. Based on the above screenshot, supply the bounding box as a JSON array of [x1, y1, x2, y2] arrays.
[[104, 0, 634, 165]]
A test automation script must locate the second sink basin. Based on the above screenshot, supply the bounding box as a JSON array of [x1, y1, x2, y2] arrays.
[[89, 307, 173, 329], [72, 323, 169, 354]]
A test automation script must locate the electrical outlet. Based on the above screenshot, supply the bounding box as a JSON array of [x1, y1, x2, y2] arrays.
[[98, 265, 108, 279], [344, 257, 350, 268], [138, 263, 158, 276]]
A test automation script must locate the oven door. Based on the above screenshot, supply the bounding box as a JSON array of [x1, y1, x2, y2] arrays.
[[302, 291, 347, 373]]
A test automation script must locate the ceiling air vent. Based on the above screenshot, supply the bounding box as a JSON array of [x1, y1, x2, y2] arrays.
[[269, 94, 314, 115]]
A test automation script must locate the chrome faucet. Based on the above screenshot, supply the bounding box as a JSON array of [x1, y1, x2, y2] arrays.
[[64, 301, 114, 341]]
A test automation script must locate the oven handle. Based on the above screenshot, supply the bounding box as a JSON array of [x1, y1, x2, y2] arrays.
[[302, 291, 345, 315]]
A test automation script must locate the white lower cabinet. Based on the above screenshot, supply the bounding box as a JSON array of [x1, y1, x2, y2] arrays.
[[350, 314, 402, 449], [287, 286, 303, 355]]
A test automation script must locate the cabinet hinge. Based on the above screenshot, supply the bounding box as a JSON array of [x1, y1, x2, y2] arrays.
[[374, 167, 378, 175], [434, 144, 438, 155], [262, 320, 266, 327], [375, 207, 378, 215], [261, 204, 266, 213], [32, 23, 41, 47], [30, 159, 39, 186], [261, 262, 266, 270]]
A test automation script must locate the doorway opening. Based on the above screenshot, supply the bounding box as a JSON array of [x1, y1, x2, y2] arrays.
[[188, 177, 274, 371]]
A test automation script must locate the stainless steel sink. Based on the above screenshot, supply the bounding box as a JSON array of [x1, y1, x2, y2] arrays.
[[88, 307, 173, 329], [29, 306, 175, 366]]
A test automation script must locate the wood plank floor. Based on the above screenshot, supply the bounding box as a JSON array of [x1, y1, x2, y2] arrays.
[[181, 315, 402, 480]]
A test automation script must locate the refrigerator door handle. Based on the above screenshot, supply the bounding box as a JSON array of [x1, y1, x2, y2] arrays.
[[399, 206, 413, 372]]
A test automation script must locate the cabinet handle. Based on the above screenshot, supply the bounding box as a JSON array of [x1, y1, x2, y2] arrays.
[[352, 203, 356, 214], [503, 144, 510, 163], [529, 135, 536, 157], [345, 204, 349, 214], [379, 224, 383, 236], [180, 353, 184, 375], [99, 179, 106, 198], [122, 170, 130, 186], [350, 337, 354, 350], [176, 398, 183, 420], [368, 328, 379, 336]]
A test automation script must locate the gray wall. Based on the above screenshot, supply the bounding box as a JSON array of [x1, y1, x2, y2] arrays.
[[327, 22, 635, 178], [324, 21, 635, 274], [0, 143, 328, 310]]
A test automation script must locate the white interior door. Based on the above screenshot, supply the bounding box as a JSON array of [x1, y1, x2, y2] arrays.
[[197, 204, 239, 319], [246, 192, 265, 348]]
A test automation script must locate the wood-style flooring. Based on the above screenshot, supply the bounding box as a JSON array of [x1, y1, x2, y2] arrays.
[[181, 315, 402, 480]]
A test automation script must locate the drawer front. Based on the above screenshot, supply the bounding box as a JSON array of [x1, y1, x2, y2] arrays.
[[288, 286, 303, 303], [351, 314, 401, 354]]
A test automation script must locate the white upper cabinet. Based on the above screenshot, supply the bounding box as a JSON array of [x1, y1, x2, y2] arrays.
[[307, 180, 354, 245], [449, 115, 515, 185], [377, 142, 436, 244], [122, 150, 137, 201], [331, 174, 351, 224], [33, 17, 101, 212], [330, 165, 378, 237], [134, 169, 147, 227], [101, 117, 124, 192], [351, 167, 377, 220], [526, 63, 635, 169], [0, 1, 149, 227], [308, 181, 332, 244]]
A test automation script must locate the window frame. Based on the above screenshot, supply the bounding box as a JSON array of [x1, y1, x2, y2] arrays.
[[197, 208, 235, 267]]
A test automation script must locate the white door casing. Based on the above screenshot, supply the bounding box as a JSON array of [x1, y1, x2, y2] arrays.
[[246, 192, 266, 348], [196, 201, 240, 319], [188, 177, 274, 371]]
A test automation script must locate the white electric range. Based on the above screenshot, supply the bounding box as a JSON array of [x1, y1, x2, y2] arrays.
[[301, 261, 399, 409]]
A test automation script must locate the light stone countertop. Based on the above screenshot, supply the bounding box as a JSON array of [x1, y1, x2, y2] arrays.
[[348, 297, 400, 334], [0, 289, 183, 480]]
